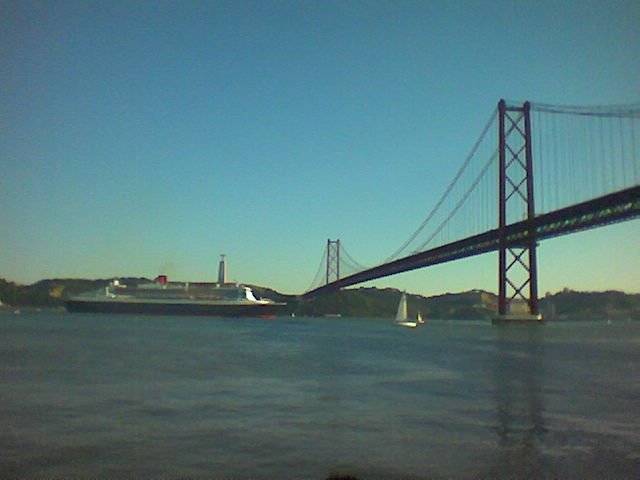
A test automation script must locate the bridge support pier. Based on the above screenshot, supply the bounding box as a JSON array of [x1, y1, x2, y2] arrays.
[[495, 100, 543, 324]]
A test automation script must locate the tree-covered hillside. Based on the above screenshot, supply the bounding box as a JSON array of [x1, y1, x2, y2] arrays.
[[539, 289, 640, 321], [1, 278, 638, 320]]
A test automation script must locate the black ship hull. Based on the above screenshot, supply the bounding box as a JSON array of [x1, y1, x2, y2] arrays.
[[66, 300, 287, 318]]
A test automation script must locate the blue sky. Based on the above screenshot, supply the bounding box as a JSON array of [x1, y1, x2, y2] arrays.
[[1, 0, 639, 295]]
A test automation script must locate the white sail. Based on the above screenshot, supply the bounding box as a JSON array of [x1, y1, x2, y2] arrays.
[[394, 292, 417, 328], [395, 292, 408, 321]]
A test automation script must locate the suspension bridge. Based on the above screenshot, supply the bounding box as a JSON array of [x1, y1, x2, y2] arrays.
[[303, 99, 640, 321]]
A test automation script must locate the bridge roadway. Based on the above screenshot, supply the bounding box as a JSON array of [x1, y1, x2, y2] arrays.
[[303, 185, 640, 298]]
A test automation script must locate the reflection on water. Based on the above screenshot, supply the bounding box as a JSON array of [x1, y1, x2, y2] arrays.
[[490, 327, 549, 477]]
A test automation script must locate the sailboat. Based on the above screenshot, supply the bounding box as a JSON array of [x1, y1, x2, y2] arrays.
[[417, 311, 425, 324], [394, 292, 417, 328]]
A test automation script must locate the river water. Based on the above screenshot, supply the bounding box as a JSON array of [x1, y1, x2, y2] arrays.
[[1, 312, 638, 479]]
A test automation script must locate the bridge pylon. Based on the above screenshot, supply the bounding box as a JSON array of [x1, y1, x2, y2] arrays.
[[326, 239, 340, 285], [497, 100, 541, 322]]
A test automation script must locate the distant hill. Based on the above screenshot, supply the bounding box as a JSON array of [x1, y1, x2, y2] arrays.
[[539, 289, 640, 321], [1, 278, 638, 320], [0, 277, 147, 308], [293, 287, 497, 319]]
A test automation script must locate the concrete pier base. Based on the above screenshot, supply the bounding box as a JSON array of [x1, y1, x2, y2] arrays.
[[492, 313, 544, 325]]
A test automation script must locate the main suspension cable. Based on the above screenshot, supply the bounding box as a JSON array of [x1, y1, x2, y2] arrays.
[[385, 107, 498, 262]]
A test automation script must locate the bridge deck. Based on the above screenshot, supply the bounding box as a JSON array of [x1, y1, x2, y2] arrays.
[[304, 186, 640, 298]]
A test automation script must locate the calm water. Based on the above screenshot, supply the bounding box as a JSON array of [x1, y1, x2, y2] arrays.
[[1, 312, 639, 479]]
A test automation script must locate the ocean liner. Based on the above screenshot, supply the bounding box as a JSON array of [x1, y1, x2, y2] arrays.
[[66, 255, 287, 317]]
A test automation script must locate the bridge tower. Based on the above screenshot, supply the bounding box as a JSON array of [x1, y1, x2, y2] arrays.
[[497, 100, 540, 320], [326, 239, 340, 285]]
